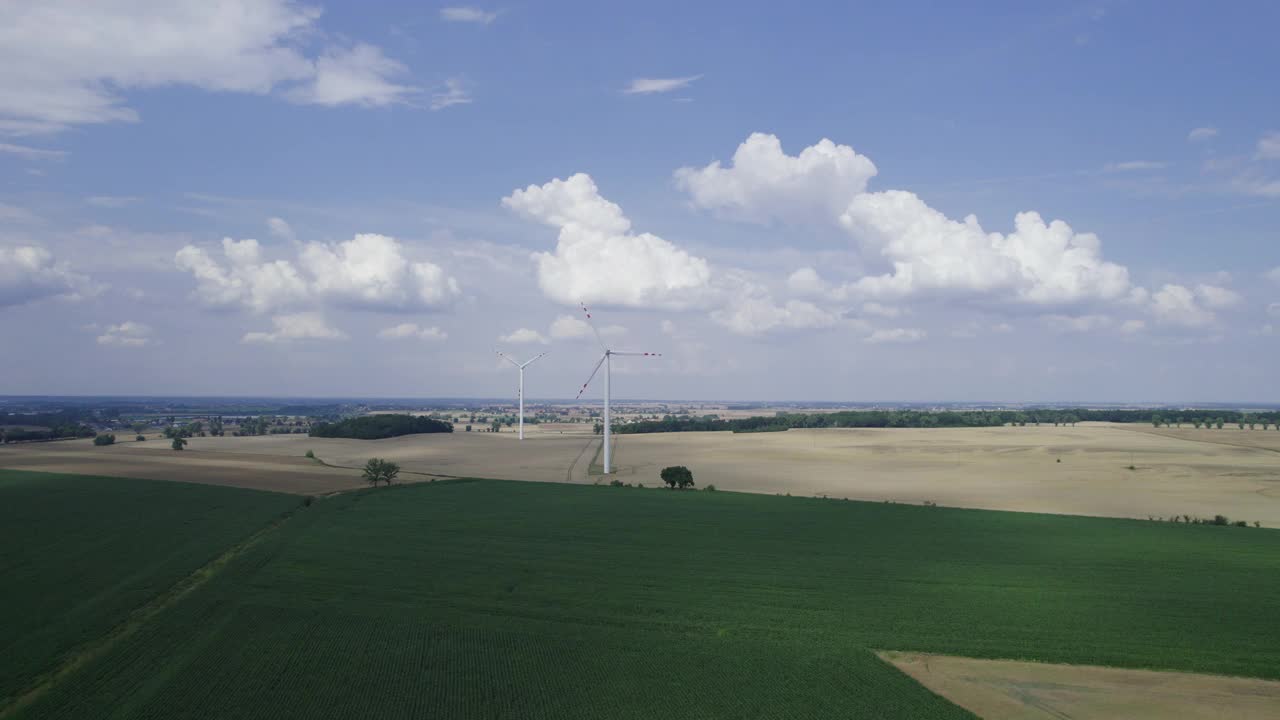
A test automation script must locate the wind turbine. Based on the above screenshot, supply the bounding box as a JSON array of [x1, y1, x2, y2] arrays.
[[574, 304, 661, 474], [496, 350, 548, 440]]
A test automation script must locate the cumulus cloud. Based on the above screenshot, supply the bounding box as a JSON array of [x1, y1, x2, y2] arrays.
[[176, 238, 309, 313], [1188, 127, 1219, 141], [786, 267, 827, 296], [378, 323, 446, 341], [300, 233, 459, 310], [1149, 284, 1216, 327], [440, 7, 498, 24], [503, 173, 711, 308], [266, 217, 294, 241], [498, 328, 549, 344], [711, 296, 837, 336], [176, 234, 459, 313], [0, 1, 413, 134], [865, 327, 926, 344], [548, 314, 625, 340], [0, 245, 91, 307], [623, 76, 702, 95], [1195, 284, 1241, 309], [97, 321, 152, 346], [242, 312, 345, 343], [841, 191, 1132, 305], [675, 133, 878, 224]]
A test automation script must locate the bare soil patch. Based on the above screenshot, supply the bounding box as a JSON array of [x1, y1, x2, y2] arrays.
[[882, 651, 1280, 720]]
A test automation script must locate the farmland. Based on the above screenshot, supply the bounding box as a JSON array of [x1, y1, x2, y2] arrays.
[[0, 471, 300, 708], [8, 476, 1280, 719], [6, 422, 1279, 526]]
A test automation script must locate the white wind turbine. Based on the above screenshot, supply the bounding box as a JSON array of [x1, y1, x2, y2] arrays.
[[574, 303, 661, 474], [496, 350, 548, 440]]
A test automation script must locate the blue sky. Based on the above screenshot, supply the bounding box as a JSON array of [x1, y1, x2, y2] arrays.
[[1, 1, 1278, 401]]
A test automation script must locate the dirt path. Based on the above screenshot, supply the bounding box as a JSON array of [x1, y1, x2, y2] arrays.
[[882, 651, 1280, 720]]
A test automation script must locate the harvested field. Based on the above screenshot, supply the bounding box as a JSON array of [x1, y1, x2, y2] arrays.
[[883, 651, 1280, 719], [4, 424, 1279, 525]]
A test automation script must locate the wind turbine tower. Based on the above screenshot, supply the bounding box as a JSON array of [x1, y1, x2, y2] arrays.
[[496, 351, 548, 440], [574, 304, 661, 474]]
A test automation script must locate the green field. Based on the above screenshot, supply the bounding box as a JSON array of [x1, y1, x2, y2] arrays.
[[7, 477, 1280, 719], [0, 471, 301, 708]]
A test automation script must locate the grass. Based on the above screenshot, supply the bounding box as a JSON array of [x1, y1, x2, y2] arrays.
[[9, 478, 1280, 719], [0, 471, 300, 709]]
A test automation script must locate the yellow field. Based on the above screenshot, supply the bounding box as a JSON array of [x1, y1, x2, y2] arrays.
[[3, 423, 1279, 525], [882, 652, 1280, 720]]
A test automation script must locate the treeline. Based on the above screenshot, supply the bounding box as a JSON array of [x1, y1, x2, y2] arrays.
[[615, 408, 1280, 435], [309, 414, 454, 440], [0, 411, 96, 442]]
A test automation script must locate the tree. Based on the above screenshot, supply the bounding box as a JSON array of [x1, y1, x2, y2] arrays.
[[171, 436, 187, 451], [660, 465, 694, 490], [362, 458, 401, 486], [93, 434, 115, 446]]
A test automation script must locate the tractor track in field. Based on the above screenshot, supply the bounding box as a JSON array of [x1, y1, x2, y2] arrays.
[[0, 501, 307, 719]]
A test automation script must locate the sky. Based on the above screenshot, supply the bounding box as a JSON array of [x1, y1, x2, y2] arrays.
[[1, 0, 1278, 403]]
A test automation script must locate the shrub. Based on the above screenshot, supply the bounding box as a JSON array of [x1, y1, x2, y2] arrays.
[[135, 435, 146, 442], [609, 479, 625, 487], [1233, 520, 1248, 527], [93, 434, 115, 446], [1213, 515, 1229, 526], [305, 450, 316, 459], [704, 484, 717, 492]]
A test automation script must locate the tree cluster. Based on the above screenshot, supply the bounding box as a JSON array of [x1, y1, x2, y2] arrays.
[[362, 458, 401, 486], [660, 465, 695, 489], [310, 414, 453, 440]]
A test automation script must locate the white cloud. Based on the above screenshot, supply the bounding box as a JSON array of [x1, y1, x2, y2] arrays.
[[1150, 284, 1215, 327], [1257, 132, 1280, 161], [1102, 160, 1168, 172], [0, 245, 91, 307], [861, 302, 902, 318], [242, 312, 345, 343], [503, 173, 711, 308], [623, 75, 702, 95], [175, 238, 309, 313], [287, 44, 414, 107], [865, 327, 926, 344], [786, 267, 827, 296], [841, 190, 1132, 305], [440, 7, 498, 24], [1188, 127, 1219, 141], [550, 314, 591, 339], [1043, 314, 1114, 333], [97, 321, 152, 347], [1195, 283, 1241, 309], [266, 217, 294, 241], [86, 195, 140, 208], [176, 234, 459, 314], [498, 327, 549, 344], [0, 142, 66, 160], [675, 133, 878, 224], [300, 233, 460, 310], [378, 323, 446, 341], [430, 78, 472, 111], [711, 296, 837, 336], [0, 1, 413, 134], [1119, 319, 1145, 334]]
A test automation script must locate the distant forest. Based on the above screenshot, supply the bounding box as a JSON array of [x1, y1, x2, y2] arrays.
[[0, 411, 96, 442], [615, 408, 1280, 434], [309, 414, 454, 440]]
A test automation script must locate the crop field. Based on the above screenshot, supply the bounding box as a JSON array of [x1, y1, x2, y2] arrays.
[[9, 477, 1280, 719], [9, 423, 1278, 526], [0, 471, 300, 708]]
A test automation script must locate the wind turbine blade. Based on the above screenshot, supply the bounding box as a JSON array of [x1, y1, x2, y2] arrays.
[[575, 354, 607, 400], [609, 351, 662, 357], [495, 351, 521, 367], [580, 302, 608, 352], [521, 351, 549, 368]]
